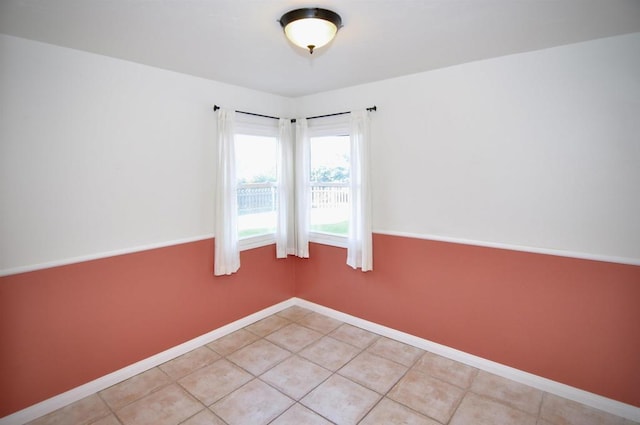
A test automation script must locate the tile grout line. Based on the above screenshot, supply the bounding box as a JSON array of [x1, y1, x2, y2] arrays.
[[266, 309, 356, 422], [443, 369, 480, 425], [193, 313, 297, 424], [261, 309, 381, 424], [538, 392, 549, 425], [460, 367, 546, 422], [332, 335, 387, 424], [94, 391, 118, 425], [100, 343, 232, 425], [349, 338, 431, 424], [375, 351, 443, 424], [220, 306, 339, 425]]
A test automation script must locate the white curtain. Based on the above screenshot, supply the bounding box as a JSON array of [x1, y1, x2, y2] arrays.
[[347, 110, 373, 271], [214, 108, 240, 275], [294, 119, 310, 258], [276, 118, 295, 258]]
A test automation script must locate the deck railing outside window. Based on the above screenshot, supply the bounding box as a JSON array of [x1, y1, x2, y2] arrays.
[[238, 183, 277, 215], [238, 183, 349, 237], [310, 182, 349, 209], [237, 182, 349, 215]]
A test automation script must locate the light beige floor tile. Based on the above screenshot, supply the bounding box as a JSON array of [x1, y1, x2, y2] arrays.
[[297, 312, 343, 334], [90, 414, 122, 425], [180, 408, 227, 424], [271, 403, 333, 425], [115, 384, 203, 425], [276, 306, 313, 322], [360, 398, 441, 425], [450, 393, 537, 425], [339, 351, 408, 394], [330, 323, 379, 349], [261, 355, 332, 400], [540, 393, 631, 425], [211, 379, 293, 425], [159, 346, 220, 380], [245, 315, 291, 337], [178, 359, 252, 405], [206, 329, 260, 356], [413, 352, 477, 389], [301, 375, 380, 425], [471, 370, 543, 415], [266, 323, 323, 352], [100, 368, 171, 410], [227, 339, 290, 375], [367, 337, 424, 367], [388, 369, 464, 423], [27, 394, 110, 425], [299, 335, 361, 371]]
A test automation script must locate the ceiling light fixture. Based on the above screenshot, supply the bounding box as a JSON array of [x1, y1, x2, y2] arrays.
[[279, 8, 342, 54]]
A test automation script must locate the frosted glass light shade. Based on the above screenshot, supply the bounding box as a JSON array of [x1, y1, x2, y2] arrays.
[[280, 8, 342, 54], [284, 18, 337, 52]]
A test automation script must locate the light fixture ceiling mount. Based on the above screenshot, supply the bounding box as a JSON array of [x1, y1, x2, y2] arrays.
[[279, 8, 342, 54]]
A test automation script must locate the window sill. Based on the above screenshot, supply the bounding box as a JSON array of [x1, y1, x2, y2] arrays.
[[239, 234, 275, 251], [238, 232, 347, 251], [309, 232, 348, 249]]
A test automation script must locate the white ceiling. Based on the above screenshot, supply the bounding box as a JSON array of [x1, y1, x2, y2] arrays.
[[1, 1, 639, 97]]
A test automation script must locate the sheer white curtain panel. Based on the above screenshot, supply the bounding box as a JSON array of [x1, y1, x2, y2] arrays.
[[276, 118, 295, 258], [295, 119, 311, 258], [214, 108, 240, 275], [347, 110, 373, 271]]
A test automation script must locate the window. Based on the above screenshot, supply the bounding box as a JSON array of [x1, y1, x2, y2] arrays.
[[233, 116, 280, 250], [235, 134, 277, 239], [309, 135, 350, 236], [214, 108, 371, 274], [306, 117, 351, 247]]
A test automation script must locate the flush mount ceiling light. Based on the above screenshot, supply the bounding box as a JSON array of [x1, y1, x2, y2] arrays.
[[279, 8, 342, 54]]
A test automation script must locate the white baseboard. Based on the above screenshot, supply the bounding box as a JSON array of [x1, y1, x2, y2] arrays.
[[0, 298, 296, 425], [3, 297, 638, 424], [293, 298, 640, 422]]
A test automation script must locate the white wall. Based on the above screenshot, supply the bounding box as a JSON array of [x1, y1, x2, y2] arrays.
[[2, 33, 639, 274], [296, 33, 640, 263], [0, 35, 292, 274]]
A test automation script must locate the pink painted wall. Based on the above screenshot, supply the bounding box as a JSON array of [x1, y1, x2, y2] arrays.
[[295, 234, 640, 407], [2, 233, 639, 418], [0, 239, 294, 417]]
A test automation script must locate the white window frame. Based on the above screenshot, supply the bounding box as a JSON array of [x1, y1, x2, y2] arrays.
[[307, 116, 351, 249], [234, 116, 279, 252]]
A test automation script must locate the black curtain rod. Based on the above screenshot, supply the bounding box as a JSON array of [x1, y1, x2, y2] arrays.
[[213, 105, 279, 120], [294, 106, 377, 122], [213, 105, 376, 123]]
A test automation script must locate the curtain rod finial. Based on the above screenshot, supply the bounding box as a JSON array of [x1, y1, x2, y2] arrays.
[[213, 105, 220, 111]]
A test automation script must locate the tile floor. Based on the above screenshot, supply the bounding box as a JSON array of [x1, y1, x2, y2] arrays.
[[26, 306, 637, 425]]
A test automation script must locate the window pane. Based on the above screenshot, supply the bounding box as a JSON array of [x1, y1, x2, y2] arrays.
[[309, 135, 350, 236], [235, 134, 277, 238]]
